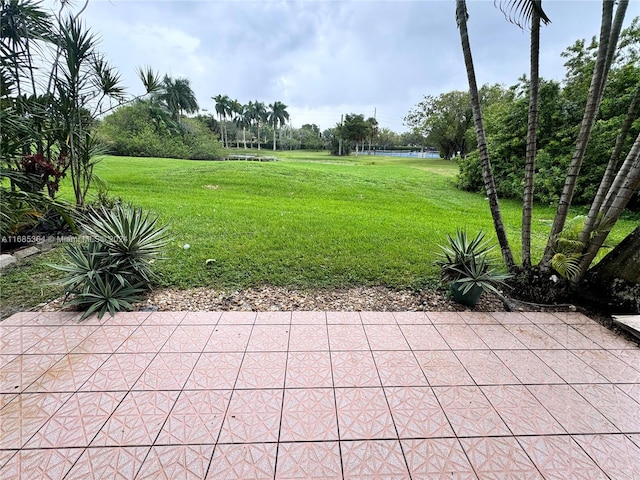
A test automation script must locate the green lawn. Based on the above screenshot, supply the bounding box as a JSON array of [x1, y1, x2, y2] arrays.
[[67, 151, 637, 289], [1, 150, 636, 317]]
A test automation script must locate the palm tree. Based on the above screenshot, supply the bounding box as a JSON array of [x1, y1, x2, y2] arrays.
[[366, 117, 378, 153], [229, 99, 243, 148], [497, 1, 550, 268], [541, 0, 629, 268], [212, 94, 231, 148], [158, 76, 199, 123], [235, 103, 251, 150], [250, 101, 268, 150], [455, 0, 516, 271], [268, 101, 289, 151]]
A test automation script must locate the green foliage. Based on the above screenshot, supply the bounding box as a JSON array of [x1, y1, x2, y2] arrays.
[[50, 204, 169, 319], [437, 229, 511, 298], [96, 101, 223, 160]]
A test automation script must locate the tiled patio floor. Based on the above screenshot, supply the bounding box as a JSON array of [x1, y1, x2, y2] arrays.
[[1, 310, 639, 479]]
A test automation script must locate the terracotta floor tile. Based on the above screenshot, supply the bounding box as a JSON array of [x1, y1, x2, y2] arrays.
[[136, 444, 214, 479], [572, 383, 640, 432], [160, 325, 215, 353], [185, 352, 243, 390], [434, 325, 488, 350], [0, 392, 72, 449], [288, 325, 329, 351], [459, 312, 500, 325], [246, 325, 291, 352], [0, 393, 18, 410], [433, 386, 510, 437], [414, 350, 474, 386], [400, 324, 450, 350], [522, 312, 563, 324], [291, 311, 326, 325], [236, 352, 287, 389], [91, 390, 179, 446], [360, 312, 396, 324], [504, 325, 564, 349], [0, 354, 66, 393], [71, 326, 137, 354], [617, 383, 640, 404], [540, 324, 602, 349], [217, 311, 257, 324], [275, 441, 341, 479], [455, 350, 520, 385], [385, 386, 454, 439], [527, 385, 618, 434], [115, 325, 175, 354], [100, 311, 150, 326], [143, 311, 187, 325], [326, 312, 362, 324], [629, 434, 640, 448], [341, 439, 410, 479], [373, 351, 428, 387], [365, 324, 410, 350], [63, 446, 150, 480], [427, 312, 466, 324], [494, 350, 564, 385], [393, 312, 430, 324], [0, 449, 16, 469], [133, 352, 199, 390], [573, 434, 640, 480], [469, 324, 526, 349], [460, 436, 543, 479], [327, 324, 370, 351], [0, 327, 59, 355], [26, 353, 110, 393], [490, 312, 531, 324], [25, 391, 125, 448], [518, 435, 607, 479], [532, 349, 607, 384], [481, 385, 565, 435], [0, 353, 18, 369], [156, 389, 231, 444], [255, 312, 291, 324], [0, 448, 83, 480], [1, 311, 42, 326], [572, 349, 640, 383], [25, 326, 98, 355], [286, 351, 333, 388], [608, 349, 640, 370], [551, 312, 595, 325], [280, 388, 338, 441], [218, 389, 283, 443], [574, 324, 635, 349], [33, 312, 81, 325], [80, 353, 156, 392], [207, 443, 276, 479], [181, 311, 222, 325], [205, 325, 252, 352], [402, 438, 476, 478], [331, 351, 381, 388], [335, 387, 396, 440]]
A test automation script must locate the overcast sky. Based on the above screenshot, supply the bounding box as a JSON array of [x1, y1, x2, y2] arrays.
[[55, 0, 630, 132]]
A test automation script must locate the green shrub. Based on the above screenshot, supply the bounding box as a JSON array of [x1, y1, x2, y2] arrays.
[[51, 204, 170, 319]]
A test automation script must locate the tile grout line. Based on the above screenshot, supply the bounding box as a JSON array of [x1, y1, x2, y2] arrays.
[[202, 311, 257, 480], [325, 312, 346, 480], [271, 312, 292, 480]]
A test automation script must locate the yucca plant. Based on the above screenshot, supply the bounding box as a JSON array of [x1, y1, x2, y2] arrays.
[[437, 229, 511, 306], [50, 204, 169, 320]]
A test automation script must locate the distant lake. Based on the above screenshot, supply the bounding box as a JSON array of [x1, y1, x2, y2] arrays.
[[363, 150, 440, 159]]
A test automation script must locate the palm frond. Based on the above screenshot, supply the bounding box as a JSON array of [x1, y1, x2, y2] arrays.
[[495, 0, 551, 29]]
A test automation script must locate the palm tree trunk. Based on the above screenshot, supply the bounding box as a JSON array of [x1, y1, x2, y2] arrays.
[[541, 0, 627, 267], [522, 9, 541, 268], [456, 0, 516, 271], [579, 84, 640, 246], [577, 130, 640, 277], [273, 123, 277, 151], [243, 127, 247, 150], [257, 122, 261, 150]]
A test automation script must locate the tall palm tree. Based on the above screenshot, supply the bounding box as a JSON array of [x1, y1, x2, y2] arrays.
[[497, 0, 550, 268], [158, 76, 199, 123], [366, 117, 378, 153], [229, 99, 243, 148], [268, 101, 289, 151], [235, 103, 251, 150], [250, 101, 268, 150], [212, 94, 231, 148], [541, 0, 629, 268], [455, 0, 516, 271]]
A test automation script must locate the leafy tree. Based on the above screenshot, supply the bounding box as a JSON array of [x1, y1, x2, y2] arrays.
[[340, 114, 369, 156], [366, 117, 378, 153], [212, 94, 231, 148]]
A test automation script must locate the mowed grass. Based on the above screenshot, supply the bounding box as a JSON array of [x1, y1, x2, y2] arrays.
[[65, 150, 635, 290]]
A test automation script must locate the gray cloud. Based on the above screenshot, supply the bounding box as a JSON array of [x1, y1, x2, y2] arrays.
[[65, 0, 628, 132]]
